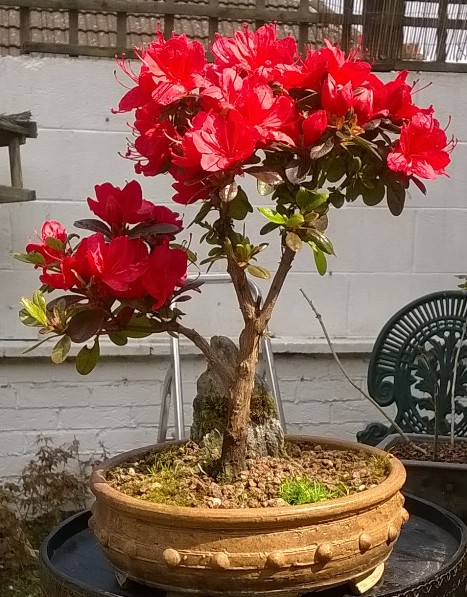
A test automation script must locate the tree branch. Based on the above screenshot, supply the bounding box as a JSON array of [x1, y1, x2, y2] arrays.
[[105, 318, 235, 393], [299, 289, 429, 457], [171, 322, 235, 392], [226, 256, 256, 322], [260, 245, 295, 326]]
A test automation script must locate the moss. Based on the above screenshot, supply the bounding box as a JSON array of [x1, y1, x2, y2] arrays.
[[191, 380, 277, 443], [369, 454, 391, 478], [279, 477, 354, 505]]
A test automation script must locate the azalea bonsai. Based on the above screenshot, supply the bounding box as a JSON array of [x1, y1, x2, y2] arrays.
[[17, 24, 454, 478]]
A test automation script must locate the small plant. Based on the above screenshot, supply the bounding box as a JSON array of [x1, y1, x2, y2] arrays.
[[280, 478, 336, 505], [0, 435, 106, 588]]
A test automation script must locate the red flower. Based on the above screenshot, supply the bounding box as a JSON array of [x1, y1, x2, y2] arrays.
[[26, 221, 67, 266], [191, 110, 258, 172], [142, 241, 188, 309], [128, 104, 176, 177], [321, 75, 374, 124], [171, 168, 211, 205], [387, 113, 453, 180], [88, 181, 181, 232], [138, 32, 206, 106], [302, 110, 328, 146], [42, 234, 149, 297], [212, 24, 297, 79]]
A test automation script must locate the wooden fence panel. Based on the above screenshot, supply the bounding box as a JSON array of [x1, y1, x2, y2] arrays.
[[1, 0, 467, 71]]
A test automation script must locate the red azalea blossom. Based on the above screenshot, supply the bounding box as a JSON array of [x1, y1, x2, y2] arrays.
[[322, 75, 375, 124], [142, 240, 188, 309], [212, 23, 297, 79], [191, 110, 259, 172], [41, 234, 150, 296], [387, 113, 453, 180], [88, 181, 182, 232], [302, 110, 328, 146], [137, 32, 206, 106], [26, 220, 68, 266]]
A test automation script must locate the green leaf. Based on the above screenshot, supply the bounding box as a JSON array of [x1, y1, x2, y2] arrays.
[[11, 251, 45, 266], [21, 296, 48, 327], [74, 219, 112, 237], [349, 155, 362, 173], [325, 155, 346, 183], [128, 222, 179, 239], [328, 190, 345, 208], [258, 207, 285, 224], [45, 237, 65, 252], [285, 214, 305, 229], [297, 188, 329, 213], [309, 137, 334, 160], [386, 182, 406, 216], [306, 229, 335, 255], [51, 335, 72, 364], [285, 232, 303, 252], [362, 181, 385, 206], [219, 181, 238, 202], [33, 290, 47, 311], [108, 331, 128, 346], [227, 187, 252, 220], [66, 309, 105, 343], [19, 308, 41, 327], [75, 337, 100, 375], [190, 201, 212, 227], [247, 265, 271, 279], [260, 222, 280, 235], [257, 179, 275, 196], [125, 315, 154, 338], [309, 243, 327, 275]]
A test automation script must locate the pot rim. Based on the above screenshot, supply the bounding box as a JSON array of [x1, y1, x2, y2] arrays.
[[90, 435, 406, 526]]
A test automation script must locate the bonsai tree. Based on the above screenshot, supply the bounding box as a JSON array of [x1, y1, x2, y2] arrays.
[[16, 25, 453, 478]]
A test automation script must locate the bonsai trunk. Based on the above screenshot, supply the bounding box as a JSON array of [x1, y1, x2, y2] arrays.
[[220, 320, 262, 477]]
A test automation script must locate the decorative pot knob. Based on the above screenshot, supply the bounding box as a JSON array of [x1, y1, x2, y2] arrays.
[[123, 540, 137, 558], [211, 552, 230, 569], [359, 533, 372, 553], [387, 523, 399, 543], [163, 548, 181, 567], [267, 552, 287, 569], [315, 543, 333, 564]]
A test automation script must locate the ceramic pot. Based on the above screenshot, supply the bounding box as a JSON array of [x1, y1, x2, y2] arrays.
[[377, 434, 467, 522], [89, 436, 407, 596]]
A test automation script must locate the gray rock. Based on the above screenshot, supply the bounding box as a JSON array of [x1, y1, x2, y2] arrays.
[[191, 336, 284, 457]]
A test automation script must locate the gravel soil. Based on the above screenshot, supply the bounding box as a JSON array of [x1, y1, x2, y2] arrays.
[[391, 440, 467, 464], [106, 440, 389, 509]]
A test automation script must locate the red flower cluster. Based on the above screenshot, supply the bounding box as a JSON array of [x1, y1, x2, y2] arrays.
[[26, 181, 188, 310], [115, 24, 454, 205]]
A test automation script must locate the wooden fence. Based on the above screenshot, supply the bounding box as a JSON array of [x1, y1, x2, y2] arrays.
[[1, 0, 467, 71]]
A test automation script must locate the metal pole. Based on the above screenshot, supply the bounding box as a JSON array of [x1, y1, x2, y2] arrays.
[[171, 334, 185, 440]]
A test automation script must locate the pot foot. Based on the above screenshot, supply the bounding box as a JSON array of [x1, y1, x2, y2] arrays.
[[348, 563, 385, 595], [115, 570, 135, 590], [166, 592, 187, 597]]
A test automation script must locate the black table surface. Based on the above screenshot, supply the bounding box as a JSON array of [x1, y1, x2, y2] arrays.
[[42, 495, 467, 597]]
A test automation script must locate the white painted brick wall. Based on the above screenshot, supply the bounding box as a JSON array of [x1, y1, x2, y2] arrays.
[[0, 352, 382, 478], [0, 57, 466, 477]]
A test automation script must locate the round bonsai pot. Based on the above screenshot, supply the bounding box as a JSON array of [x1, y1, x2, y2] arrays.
[[89, 436, 407, 597]]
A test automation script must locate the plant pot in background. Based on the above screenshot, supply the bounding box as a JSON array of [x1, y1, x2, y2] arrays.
[[377, 434, 467, 522], [89, 436, 407, 597]]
